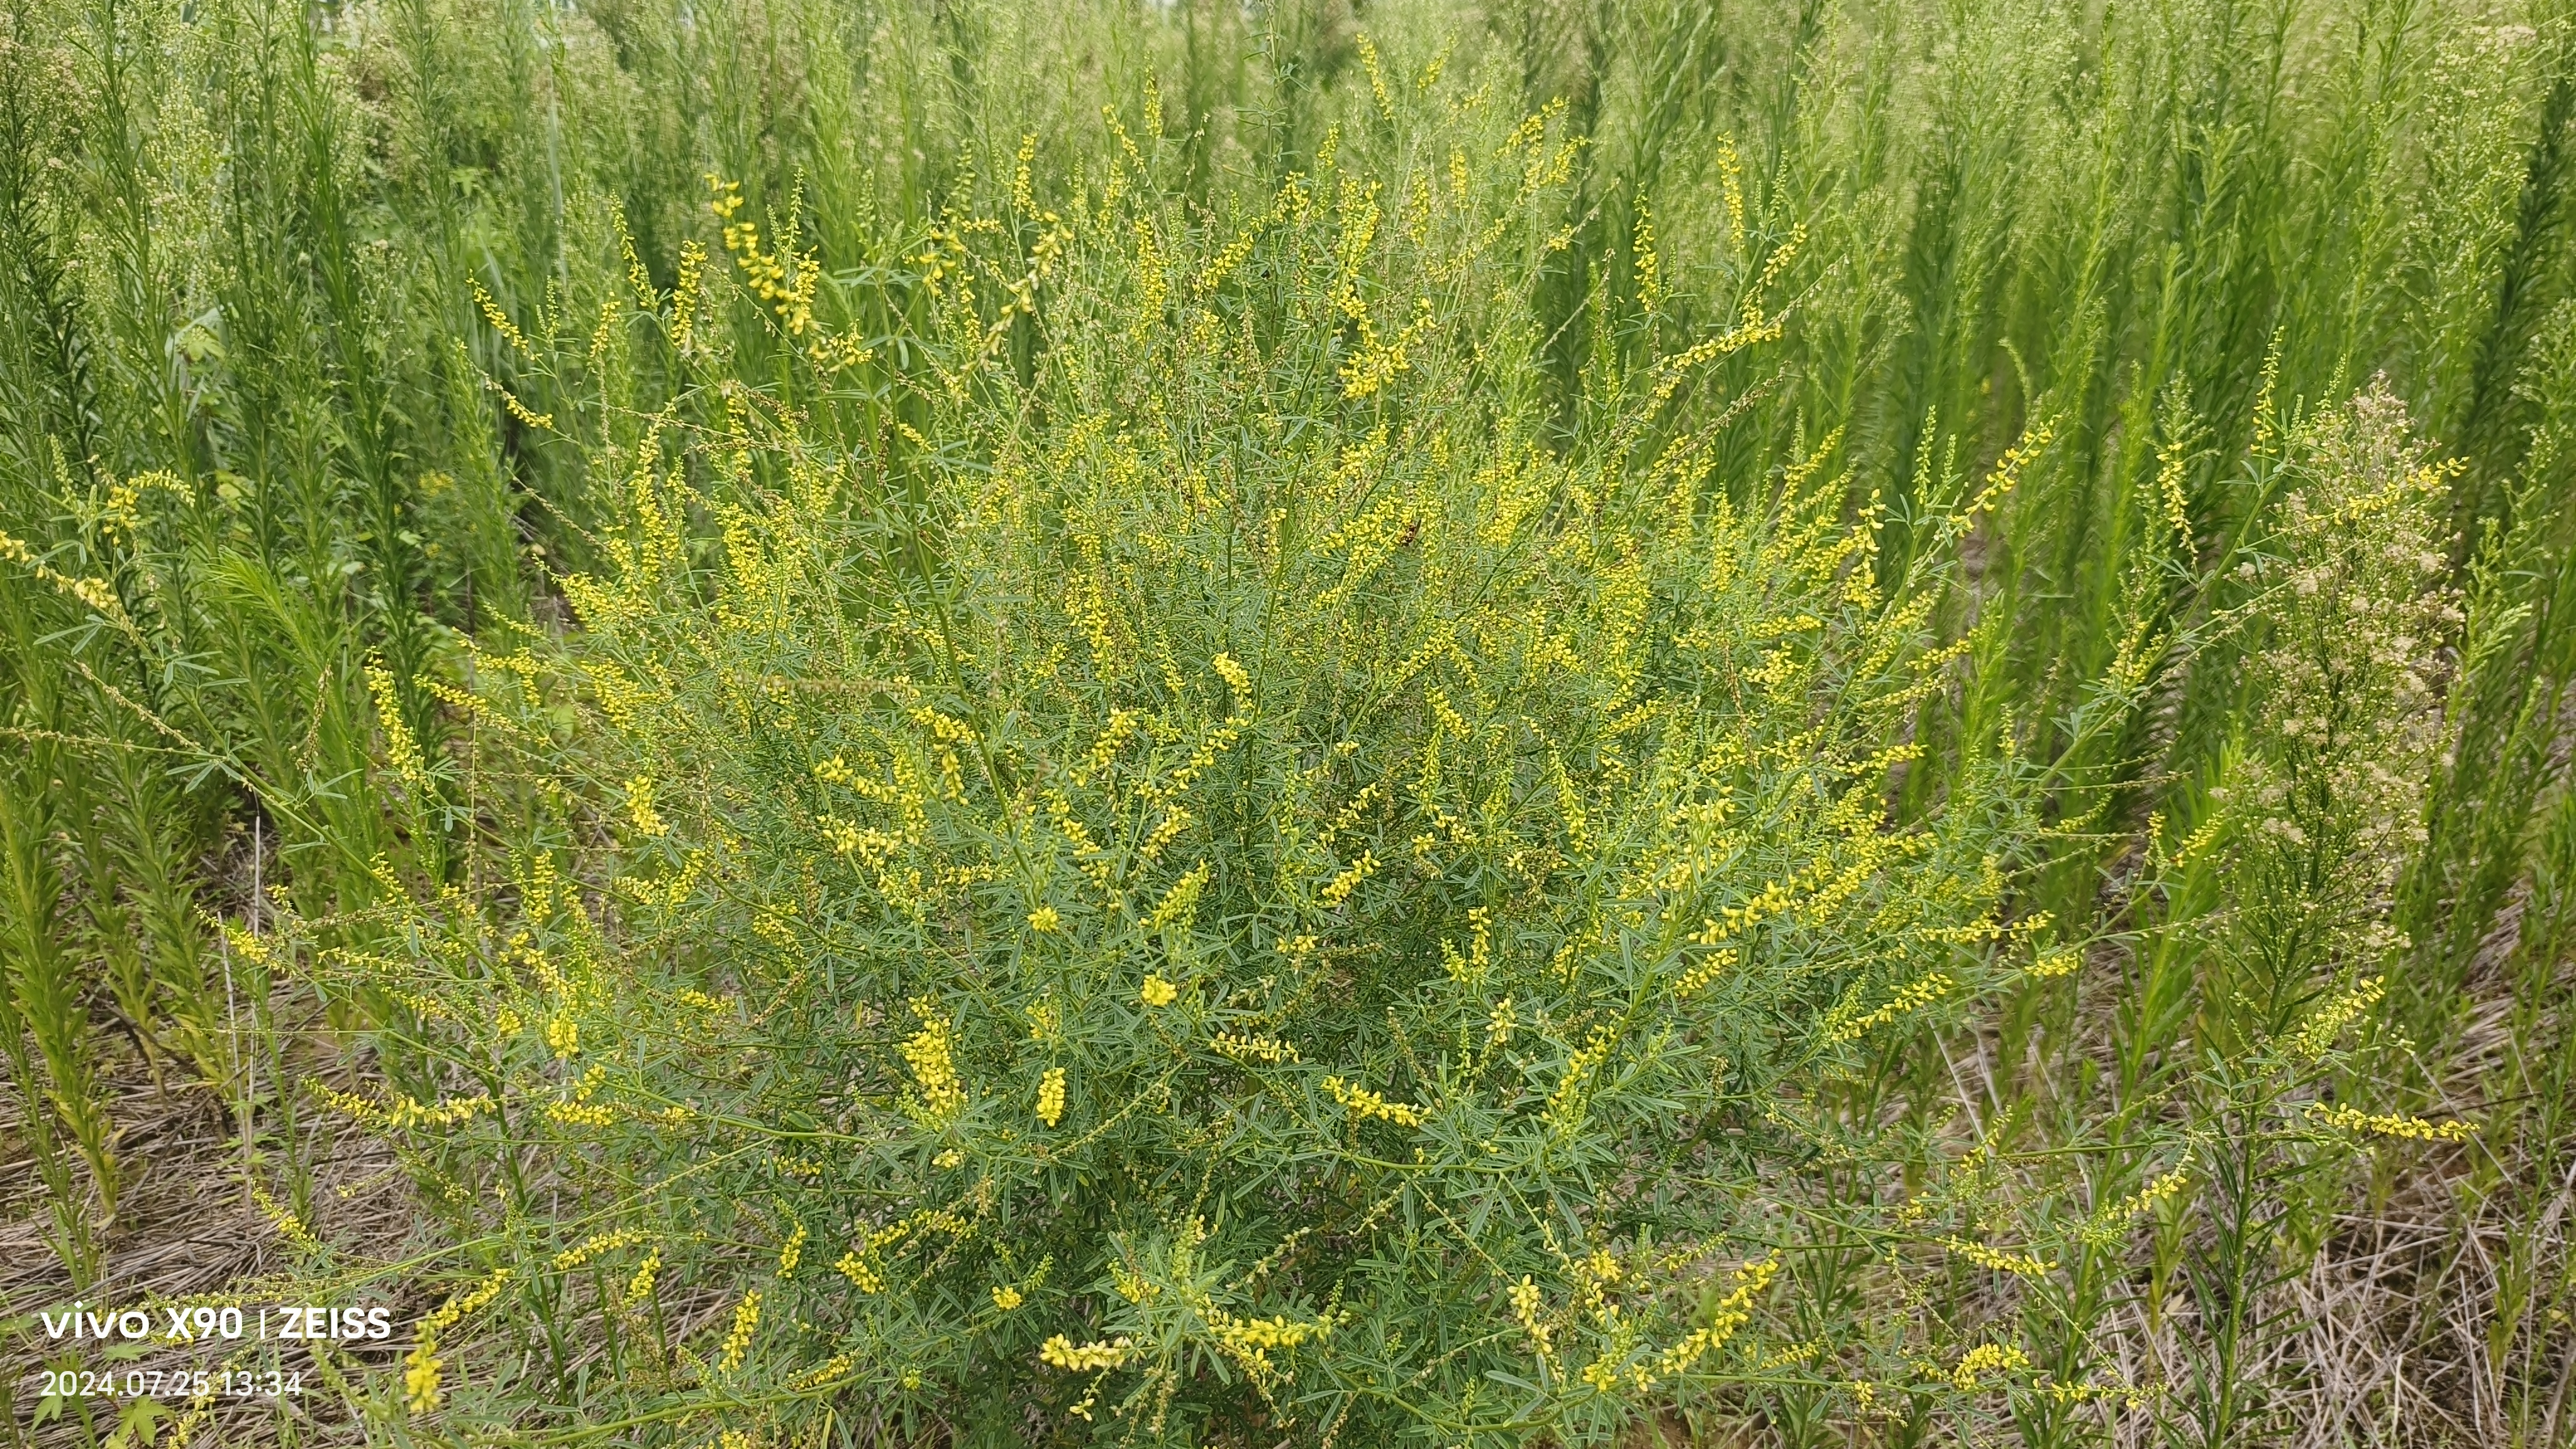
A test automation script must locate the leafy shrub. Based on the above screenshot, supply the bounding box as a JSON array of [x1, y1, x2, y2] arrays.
[[325, 106, 2062, 1444], [13, 1, 2555, 1444]]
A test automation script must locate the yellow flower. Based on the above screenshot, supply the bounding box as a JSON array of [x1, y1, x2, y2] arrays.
[[1028, 904, 1062, 933], [1036, 1066, 1067, 1127], [899, 1001, 968, 1123], [718, 1290, 762, 1373], [1140, 975, 1179, 1008], [2028, 947, 2081, 979], [2307, 1100, 2475, 1142], [992, 1285, 1024, 1311], [1040, 1334, 1130, 1371], [1323, 1075, 1426, 1127], [1211, 652, 1252, 696], [1951, 1341, 2031, 1391], [1211, 1030, 1299, 1063], [402, 1340, 442, 1414], [550, 1228, 650, 1271], [623, 775, 667, 836], [1319, 850, 1377, 906], [622, 1250, 660, 1307], [1941, 1236, 2055, 1276], [836, 1249, 885, 1294]]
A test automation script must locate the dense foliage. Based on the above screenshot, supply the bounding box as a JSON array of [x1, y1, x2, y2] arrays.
[[2, 1, 2571, 1446]]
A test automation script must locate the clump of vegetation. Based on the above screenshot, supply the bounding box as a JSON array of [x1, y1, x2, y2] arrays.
[[1, 1, 2570, 1446], [348, 134, 2060, 1440]]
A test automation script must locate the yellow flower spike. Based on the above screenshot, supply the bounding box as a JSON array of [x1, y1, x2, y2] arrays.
[[899, 1002, 968, 1124], [835, 1249, 885, 1294], [1036, 1066, 1067, 1127], [2289, 977, 2387, 1060], [1027, 904, 1062, 933], [1508, 1275, 1557, 1370], [1211, 652, 1252, 697], [1941, 1236, 2055, 1276], [1951, 1341, 2031, 1391], [365, 665, 432, 800], [622, 1250, 661, 1308], [717, 1290, 762, 1373], [1213, 1030, 1299, 1063], [2306, 1101, 2476, 1143], [1038, 1334, 1129, 1372], [1011, 131, 1038, 214], [1319, 850, 1377, 906], [992, 1284, 1023, 1311], [1140, 975, 1179, 1008], [623, 775, 667, 837], [402, 1340, 443, 1415], [2078, 1158, 2194, 1246], [551, 1228, 650, 1272], [1323, 1075, 1426, 1127], [2028, 947, 2082, 979]]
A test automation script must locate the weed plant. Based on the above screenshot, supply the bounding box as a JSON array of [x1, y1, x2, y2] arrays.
[[0, 0, 2570, 1446]]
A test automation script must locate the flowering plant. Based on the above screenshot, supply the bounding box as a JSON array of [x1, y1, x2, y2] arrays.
[[331, 101, 2071, 1443]]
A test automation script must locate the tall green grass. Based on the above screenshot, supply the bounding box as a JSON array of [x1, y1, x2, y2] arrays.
[[1, 0, 2570, 1445]]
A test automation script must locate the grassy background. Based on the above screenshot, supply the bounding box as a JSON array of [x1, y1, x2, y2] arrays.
[[0, 0, 2570, 1444]]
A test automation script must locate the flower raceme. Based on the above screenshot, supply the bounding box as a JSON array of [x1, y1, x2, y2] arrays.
[[381, 95, 2048, 1445], [1038, 1335, 1130, 1372]]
